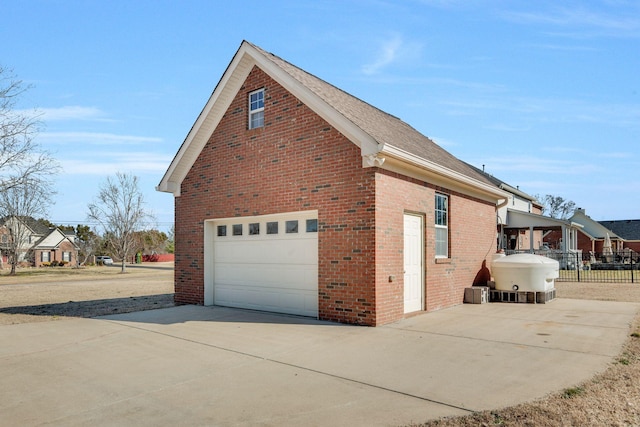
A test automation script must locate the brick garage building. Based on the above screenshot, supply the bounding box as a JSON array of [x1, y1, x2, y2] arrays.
[[158, 41, 509, 326]]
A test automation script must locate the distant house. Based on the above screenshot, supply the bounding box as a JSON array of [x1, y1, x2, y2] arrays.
[[158, 41, 510, 326], [466, 164, 552, 252], [31, 228, 79, 267], [0, 216, 79, 267], [598, 219, 640, 253], [560, 208, 640, 255]]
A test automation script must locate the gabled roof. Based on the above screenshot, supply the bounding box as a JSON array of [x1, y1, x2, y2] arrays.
[[157, 40, 508, 203], [570, 209, 622, 240], [0, 216, 50, 235], [599, 219, 640, 241], [32, 228, 79, 250]]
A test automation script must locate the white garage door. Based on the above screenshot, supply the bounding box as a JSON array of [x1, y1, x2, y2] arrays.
[[210, 211, 318, 317]]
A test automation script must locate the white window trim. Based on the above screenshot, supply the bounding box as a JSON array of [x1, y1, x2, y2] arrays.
[[248, 88, 265, 129], [435, 194, 449, 258]]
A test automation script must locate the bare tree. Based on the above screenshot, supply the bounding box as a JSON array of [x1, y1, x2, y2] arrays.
[[87, 172, 154, 273], [536, 194, 576, 219], [73, 224, 100, 266], [0, 177, 55, 275], [1, 66, 58, 193]]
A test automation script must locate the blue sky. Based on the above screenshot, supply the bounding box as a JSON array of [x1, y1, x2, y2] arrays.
[[2, 0, 638, 230]]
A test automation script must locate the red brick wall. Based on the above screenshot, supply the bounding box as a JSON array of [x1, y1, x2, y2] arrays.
[[374, 172, 496, 324], [34, 240, 77, 267], [176, 66, 377, 324], [576, 230, 594, 253], [175, 66, 497, 326]]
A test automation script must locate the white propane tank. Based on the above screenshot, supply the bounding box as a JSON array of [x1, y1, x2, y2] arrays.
[[491, 253, 559, 292]]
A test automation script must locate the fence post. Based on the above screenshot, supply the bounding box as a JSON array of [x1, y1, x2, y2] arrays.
[[632, 254, 635, 284], [576, 252, 581, 282]]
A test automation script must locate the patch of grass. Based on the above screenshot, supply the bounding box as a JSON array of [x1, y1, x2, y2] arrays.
[[561, 386, 585, 399], [491, 412, 505, 425], [631, 332, 640, 338]]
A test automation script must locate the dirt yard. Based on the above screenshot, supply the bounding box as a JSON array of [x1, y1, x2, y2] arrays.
[[0, 263, 174, 325], [1, 268, 639, 425]]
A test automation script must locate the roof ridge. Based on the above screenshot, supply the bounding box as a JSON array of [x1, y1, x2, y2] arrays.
[[248, 42, 404, 123], [246, 41, 497, 189]]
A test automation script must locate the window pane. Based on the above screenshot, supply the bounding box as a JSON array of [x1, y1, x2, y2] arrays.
[[267, 221, 278, 234], [232, 224, 242, 236], [436, 227, 448, 257], [286, 220, 298, 233], [217, 225, 227, 237], [249, 89, 265, 129], [306, 219, 318, 233], [249, 223, 260, 235], [435, 194, 448, 226], [250, 90, 264, 110], [250, 110, 264, 128], [435, 193, 449, 257]]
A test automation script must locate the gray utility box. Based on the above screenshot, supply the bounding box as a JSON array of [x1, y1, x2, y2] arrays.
[[464, 286, 489, 304]]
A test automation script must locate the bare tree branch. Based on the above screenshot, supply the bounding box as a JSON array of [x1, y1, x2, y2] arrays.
[[87, 172, 155, 273]]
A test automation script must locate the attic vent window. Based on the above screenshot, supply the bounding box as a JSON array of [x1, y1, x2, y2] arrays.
[[249, 88, 265, 129]]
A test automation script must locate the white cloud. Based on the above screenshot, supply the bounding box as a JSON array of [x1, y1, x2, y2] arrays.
[[362, 35, 402, 75], [39, 106, 111, 121], [39, 132, 162, 145], [500, 6, 640, 38], [482, 155, 603, 176], [362, 34, 406, 75], [60, 152, 172, 175], [440, 95, 640, 128], [429, 136, 457, 147]]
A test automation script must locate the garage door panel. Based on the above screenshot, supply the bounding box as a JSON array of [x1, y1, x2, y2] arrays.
[[211, 211, 318, 318], [215, 285, 317, 317], [215, 263, 317, 289], [214, 239, 316, 265]]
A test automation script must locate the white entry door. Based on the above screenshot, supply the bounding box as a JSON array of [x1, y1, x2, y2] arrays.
[[404, 214, 424, 313]]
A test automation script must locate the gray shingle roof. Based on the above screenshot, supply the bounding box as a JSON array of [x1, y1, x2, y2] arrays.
[[249, 42, 496, 188], [599, 220, 640, 241]]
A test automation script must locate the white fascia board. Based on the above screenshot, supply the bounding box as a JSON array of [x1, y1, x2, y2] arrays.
[[379, 144, 509, 203], [499, 183, 535, 201], [253, 54, 380, 156], [157, 44, 256, 196], [158, 42, 381, 197]]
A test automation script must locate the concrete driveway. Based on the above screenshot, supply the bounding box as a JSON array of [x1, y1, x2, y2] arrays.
[[1, 299, 637, 426]]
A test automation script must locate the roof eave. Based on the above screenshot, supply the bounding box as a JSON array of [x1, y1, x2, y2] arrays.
[[378, 144, 510, 203]]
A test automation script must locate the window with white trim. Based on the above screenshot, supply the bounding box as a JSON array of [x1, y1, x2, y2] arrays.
[[63, 251, 71, 262], [41, 251, 50, 262], [435, 193, 449, 258], [248, 88, 264, 129]]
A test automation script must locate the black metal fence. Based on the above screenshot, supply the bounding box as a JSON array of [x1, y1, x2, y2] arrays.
[[542, 250, 638, 283]]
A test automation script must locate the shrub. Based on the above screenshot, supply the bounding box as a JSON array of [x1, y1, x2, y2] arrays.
[[51, 260, 60, 267], [41, 262, 51, 267]]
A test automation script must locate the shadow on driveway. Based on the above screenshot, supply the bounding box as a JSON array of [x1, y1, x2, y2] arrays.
[[0, 294, 175, 319]]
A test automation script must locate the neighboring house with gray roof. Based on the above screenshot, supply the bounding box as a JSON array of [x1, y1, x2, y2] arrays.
[[0, 216, 78, 267], [158, 41, 510, 326], [599, 218, 640, 253]]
